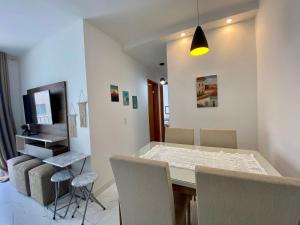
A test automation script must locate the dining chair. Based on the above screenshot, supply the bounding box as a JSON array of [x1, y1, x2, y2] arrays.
[[200, 128, 237, 148], [110, 155, 191, 225], [195, 166, 300, 225], [165, 128, 194, 145]]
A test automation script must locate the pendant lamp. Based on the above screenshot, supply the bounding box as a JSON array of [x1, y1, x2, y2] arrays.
[[190, 0, 209, 56]]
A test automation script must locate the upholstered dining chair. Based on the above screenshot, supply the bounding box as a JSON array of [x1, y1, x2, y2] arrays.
[[195, 166, 300, 225], [165, 128, 194, 145], [110, 155, 191, 225], [200, 128, 237, 148]]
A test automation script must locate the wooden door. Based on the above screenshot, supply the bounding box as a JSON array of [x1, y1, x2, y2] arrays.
[[147, 80, 161, 141]]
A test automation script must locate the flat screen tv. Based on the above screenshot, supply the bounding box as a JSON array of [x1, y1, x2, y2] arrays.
[[23, 90, 53, 125]]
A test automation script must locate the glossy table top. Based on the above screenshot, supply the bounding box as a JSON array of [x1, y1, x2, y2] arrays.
[[43, 151, 89, 168], [135, 142, 281, 189]]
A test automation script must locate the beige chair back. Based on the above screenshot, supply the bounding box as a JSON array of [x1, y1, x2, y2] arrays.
[[195, 166, 300, 225], [165, 128, 194, 145], [110, 155, 176, 225], [200, 128, 237, 148]]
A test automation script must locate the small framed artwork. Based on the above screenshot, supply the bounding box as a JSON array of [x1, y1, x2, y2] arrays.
[[110, 85, 119, 102], [196, 75, 218, 108], [122, 91, 129, 106], [132, 96, 138, 109]]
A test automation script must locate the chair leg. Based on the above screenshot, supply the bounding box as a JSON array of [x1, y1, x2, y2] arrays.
[[81, 183, 94, 225], [72, 187, 79, 218], [53, 182, 60, 220], [90, 193, 106, 210], [63, 186, 76, 218]]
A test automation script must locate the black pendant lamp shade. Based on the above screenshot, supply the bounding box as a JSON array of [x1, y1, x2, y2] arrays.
[[190, 25, 209, 56]]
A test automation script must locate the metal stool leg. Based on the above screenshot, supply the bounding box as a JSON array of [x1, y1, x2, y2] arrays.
[[81, 183, 94, 225], [72, 187, 79, 218], [53, 182, 60, 220], [63, 186, 76, 218], [90, 193, 106, 210]]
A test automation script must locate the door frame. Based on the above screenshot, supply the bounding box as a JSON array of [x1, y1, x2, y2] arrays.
[[147, 79, 161, 142]]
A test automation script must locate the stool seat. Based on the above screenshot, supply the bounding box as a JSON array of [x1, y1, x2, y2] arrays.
[[7, 155, 32, 186], [13, 158, 42, 196], [29, 164, 56, 205], [67, 172, 104, 224], [72, 172, 97, 187], [51, 170, 72, 183]]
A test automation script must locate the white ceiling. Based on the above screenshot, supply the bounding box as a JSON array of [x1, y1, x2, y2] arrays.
[[0, 0, 78, 56], [0, 0, 258, 74]]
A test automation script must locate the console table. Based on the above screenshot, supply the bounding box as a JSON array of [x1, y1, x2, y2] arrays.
[[16, 134, 68, 159]]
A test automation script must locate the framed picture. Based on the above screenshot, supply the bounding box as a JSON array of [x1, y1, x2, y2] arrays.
[[110, 85, 119, 102], [132, 96, 138, 109], [196, 75, 218, 108], [122, 91, 129, 106]]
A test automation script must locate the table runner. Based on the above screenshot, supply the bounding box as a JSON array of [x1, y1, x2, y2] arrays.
[[141, 145, 267, 175]]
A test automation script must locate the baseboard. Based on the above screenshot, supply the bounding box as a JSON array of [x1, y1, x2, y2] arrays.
[[93, 178, 115, 196]]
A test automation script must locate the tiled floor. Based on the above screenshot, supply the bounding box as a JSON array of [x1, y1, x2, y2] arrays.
[[0, 181, 120, 225]]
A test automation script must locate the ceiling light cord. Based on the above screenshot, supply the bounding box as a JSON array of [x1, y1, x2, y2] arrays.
[[197, 0, 200, 26]]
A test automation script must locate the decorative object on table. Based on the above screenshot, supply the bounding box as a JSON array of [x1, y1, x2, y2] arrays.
[[68, 104, 77, 138], [78, 90, 88, 128], [196, 75, 218, 108], [190, 0, 209, 56], [110, 85, 119, 102], [122, 91, 130, 106], [21, 124, 31, 136], [132, 96, 138, 109]]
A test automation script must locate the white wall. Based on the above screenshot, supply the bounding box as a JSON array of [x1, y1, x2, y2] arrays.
[[256, 0, 300, 177], [8, 58, 23, 134], [167, 19, 258, 149], [83, 21, 150, 191], [20, 20, 91, 156]]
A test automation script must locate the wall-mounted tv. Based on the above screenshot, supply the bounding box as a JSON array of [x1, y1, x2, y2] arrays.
[[23, 90, 53, 125]]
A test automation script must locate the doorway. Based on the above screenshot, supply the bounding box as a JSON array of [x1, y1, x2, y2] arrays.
[[147, 79, 161, 141]]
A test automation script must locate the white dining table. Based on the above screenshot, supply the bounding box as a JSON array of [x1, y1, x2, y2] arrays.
[[135, 142, 281, 189]]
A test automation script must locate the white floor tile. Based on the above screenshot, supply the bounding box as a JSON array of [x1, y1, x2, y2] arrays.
[[0, 182, 120, 225]]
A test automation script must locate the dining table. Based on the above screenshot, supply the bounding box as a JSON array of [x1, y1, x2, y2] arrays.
[[135, 142, 281, 189], [118, 142, 282, 225]]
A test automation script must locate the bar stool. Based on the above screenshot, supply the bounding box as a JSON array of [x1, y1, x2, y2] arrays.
[[70, 172, 103, 225], [51, 169, 72, 220]]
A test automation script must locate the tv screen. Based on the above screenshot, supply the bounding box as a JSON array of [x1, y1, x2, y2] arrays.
[[23, 90, 53, 125], [23, 94, 36, 124]]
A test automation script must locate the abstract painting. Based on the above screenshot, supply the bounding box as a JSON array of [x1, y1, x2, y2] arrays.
[[110, 85, 119, 102], [122, 91, 129, 106], [196, 75, 218, 108], [132, 96, 138, 109]]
